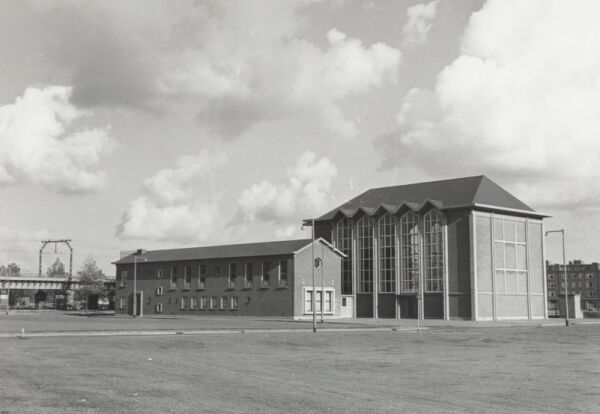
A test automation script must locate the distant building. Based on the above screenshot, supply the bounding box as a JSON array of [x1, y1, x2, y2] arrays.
[[546, 260, 600, 311], [113, 239, 343, 318]]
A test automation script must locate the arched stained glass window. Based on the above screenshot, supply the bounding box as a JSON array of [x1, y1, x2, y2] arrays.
[[400, 212, 419, 293], [378, 214, 396, 293], [357, 215, 374, 293], [335, 218, 353, 295], [424, 209, 444, 292]]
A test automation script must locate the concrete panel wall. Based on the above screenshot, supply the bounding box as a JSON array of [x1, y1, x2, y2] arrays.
[[496, 295, 528, 319], [356, 294, 373, 317], [445, 210, 472, 319], [399, 295, 417, 319], [377, 294, 396, 318], [474, 212, 547, 320], [476, 215, 494, 319], [448, 294, 471, 319], [424, 293, 443, 318], [528, 222, 545, 318], [293, 241, 342, 317]]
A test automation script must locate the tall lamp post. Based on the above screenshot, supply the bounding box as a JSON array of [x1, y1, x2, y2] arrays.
[[545, 229, 569, 326], [301, 220, 317, 333], [133, 250, 147, 318]]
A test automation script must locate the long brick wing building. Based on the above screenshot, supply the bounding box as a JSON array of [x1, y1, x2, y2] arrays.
[[114, 239, 344, 318]]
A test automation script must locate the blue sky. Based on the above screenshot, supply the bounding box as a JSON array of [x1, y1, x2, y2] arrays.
[[1, 0, 599, 274]]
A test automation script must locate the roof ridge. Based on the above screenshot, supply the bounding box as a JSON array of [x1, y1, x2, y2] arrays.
[[367, 175, 485, 193], [139, 238, 312, 254]]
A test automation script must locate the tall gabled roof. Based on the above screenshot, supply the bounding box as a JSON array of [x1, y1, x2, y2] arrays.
[[314, 175, 545, 222], [113, 238, 344, 265]]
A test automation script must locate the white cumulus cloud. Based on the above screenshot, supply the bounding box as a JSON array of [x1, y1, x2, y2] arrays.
[[377, 0, 600, 211], [234, 151, 338, 233], [402, 0, 439, 49], [0, 86, 114, 192], [116, 150, 231, 243], [160, 2, 401, 139]]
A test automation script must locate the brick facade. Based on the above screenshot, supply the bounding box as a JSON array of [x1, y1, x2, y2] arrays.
[[546, 260, 600, 312], [114, 239, 343, 318]]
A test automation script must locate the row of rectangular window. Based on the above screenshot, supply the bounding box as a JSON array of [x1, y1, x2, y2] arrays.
[[547, 273, 596, 279], [548, 291, 596, 298], [120, 260, 288, 289], [548, 281, 594, 288], [120, 296, 248, 311]]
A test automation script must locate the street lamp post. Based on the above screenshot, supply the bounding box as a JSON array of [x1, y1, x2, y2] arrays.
[[311, 218, 317, 332], [545, 229, 569, 326], [301, 220, 317, 333], [320, 242, 324, 324], [133, 251, 147, 318]]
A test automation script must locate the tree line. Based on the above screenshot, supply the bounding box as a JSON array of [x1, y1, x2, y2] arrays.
[[1, 257, 108, 310]]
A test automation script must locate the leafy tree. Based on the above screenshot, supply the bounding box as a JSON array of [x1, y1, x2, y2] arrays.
[[0, 263, 21, 277], [74, 257, 105, 311], [47, 258, 67, 278], [1, 263, 25, 306]]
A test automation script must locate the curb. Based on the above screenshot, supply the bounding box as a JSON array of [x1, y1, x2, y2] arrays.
[[0, 326, 428, 339]]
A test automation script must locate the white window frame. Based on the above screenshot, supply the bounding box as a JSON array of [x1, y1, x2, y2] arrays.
[[220, 296, 229, 309], [261, 261, 271, 288], [156, 286, 164, 296], [231, 296, 239, 309], [303, 287, 335, 315], [190, 297, 197, 309], [155, 303, 163, 313], [184, 264, 192, 289], [199, 265, 206, 289], [157, 269, 163, 279], [210, 296, 218, 309], [120, 270, 128, 287], [244, 262, 254, 288], [278, 260, 288, 288], [119, 297, 126, 309]]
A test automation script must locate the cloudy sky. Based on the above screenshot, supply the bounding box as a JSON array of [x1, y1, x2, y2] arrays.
[[1, 0, 599, 275]]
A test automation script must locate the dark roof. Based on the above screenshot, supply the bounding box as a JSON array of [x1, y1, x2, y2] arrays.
[[314, 175, 544, 221], [114, 239, 317, 265]]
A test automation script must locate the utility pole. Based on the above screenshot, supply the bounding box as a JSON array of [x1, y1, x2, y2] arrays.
[[39, 239, 73, 310], [133, 250, 147, 318], [320, 242, 324, 323], [312, 218, 316, 332]]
